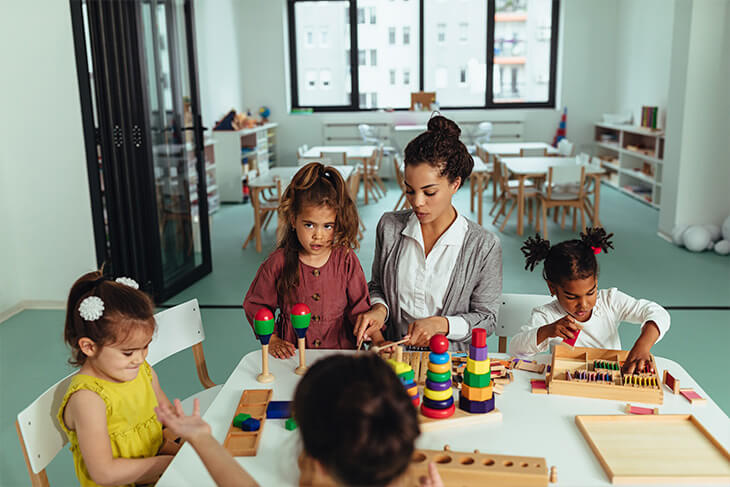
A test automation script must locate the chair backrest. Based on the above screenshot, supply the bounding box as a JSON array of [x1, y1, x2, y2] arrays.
[[148, 298, 215, 388], [358, 124, 380, 145], [497, 293, 554, 352], [393, 153, 406, 190], [16, 372, 75, 486], [474, 121, 493, 145], [520, 147, 547, 157], [558, 138, 575, 156], [576, 152, 590, 166], [370, 144, 384, 171], [475, 144, 489, 164], [296, 144, 308, 159], [547, 165, 586, 199], [320, 151, 347, 165]]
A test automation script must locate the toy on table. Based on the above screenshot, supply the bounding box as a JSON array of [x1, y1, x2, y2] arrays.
[[562, 327, 581, 347], [421, 334, 455, 419], [679, 388, 706, 405], [254, 308, 275, 383], [547, 345, 663, 404], [291, 303, 311, 375], [625, 403, 659, 415], [387, 345, 420, 408], [459, 329, 496, 414], [662, 369, 680, 394], [285, 417, 298, 431], [266, 401, 292, 419], [223, 389, 272, 456], [531, 379, 548, 394]]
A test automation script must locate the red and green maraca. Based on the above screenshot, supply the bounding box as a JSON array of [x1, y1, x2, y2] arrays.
[[254, 308, 275, 383], [292, 303, 311, 375]]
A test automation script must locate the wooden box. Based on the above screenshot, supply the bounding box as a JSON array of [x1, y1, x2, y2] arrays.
[[222, 389, 272, 456], [548, 345, 663, 404]]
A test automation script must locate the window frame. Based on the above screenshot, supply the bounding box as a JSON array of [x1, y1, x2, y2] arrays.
[[287, 0, 559, 112]]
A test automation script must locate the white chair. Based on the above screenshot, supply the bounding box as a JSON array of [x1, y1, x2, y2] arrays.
[[15, 298, 220, 487], [467, 121, 494, 154], [497, 293, 554, 353], [557, 138, 575, 157], [296, 144, 309, 159]]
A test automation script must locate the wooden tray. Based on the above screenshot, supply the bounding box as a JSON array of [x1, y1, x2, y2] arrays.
[[418, 406, 502, 432], [548, 345, 663, 404], [222, 389, 272, 456], [575, 414, 730, 484]]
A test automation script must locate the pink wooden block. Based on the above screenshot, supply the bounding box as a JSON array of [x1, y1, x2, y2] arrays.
[[562, 329, 581, 347], [680, 389, 706, 404]]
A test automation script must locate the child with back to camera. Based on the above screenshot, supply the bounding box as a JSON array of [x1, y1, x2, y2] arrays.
[[156, 354, 444, 487], [58, 271, 178, 487], [509, 228, 670, 374], [243, 162, 371, 357]]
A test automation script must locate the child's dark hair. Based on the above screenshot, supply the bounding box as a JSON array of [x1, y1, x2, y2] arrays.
[[293, 354, 419, 487], [276, 162, 360, 304], [404, 115, 473, 188], [64, 270, 156, 367], [521, 228, 615, 285]]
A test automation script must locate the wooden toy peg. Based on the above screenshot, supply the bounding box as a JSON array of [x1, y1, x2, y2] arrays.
[[395, 345, 404, 363], [550, 466, 557, 483], [662, 370, 680, 394], [253, 308, 275, 383], [258, 345, 274, 383], [291, 303, 311, 375]]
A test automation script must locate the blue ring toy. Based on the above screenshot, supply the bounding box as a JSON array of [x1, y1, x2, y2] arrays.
[[429, 352, 450, 364]]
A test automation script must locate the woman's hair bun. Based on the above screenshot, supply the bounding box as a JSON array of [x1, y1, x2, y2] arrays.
[[427, 115, 461, 138]]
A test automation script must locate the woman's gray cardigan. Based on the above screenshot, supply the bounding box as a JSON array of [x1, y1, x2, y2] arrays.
[[368, 210, 502, 351]]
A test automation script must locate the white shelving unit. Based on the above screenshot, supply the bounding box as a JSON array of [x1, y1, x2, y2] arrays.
[[594, 123, 665, 208], [187, 139, 219, 214], [213, 123, 278, 202]]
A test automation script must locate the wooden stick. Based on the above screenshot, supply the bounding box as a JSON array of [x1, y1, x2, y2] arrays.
[[370, 337, 409, 354], [257, 344, 274, 383], [295, 337, 307, 375]]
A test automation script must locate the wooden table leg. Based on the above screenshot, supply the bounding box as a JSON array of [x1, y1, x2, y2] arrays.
[[477, 175, 485, 226], [363, 157, 370, 205], [517, 176, 525, 236], [592, 174, 602, 227], [252, 187, 263, 253]]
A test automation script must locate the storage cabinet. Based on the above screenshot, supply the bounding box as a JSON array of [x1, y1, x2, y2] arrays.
[[213, 123, 278, 202], [594, 123, 665, 208]]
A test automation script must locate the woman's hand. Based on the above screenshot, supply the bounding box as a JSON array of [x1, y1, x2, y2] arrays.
[[155, 398, 211, 444], [406, 317, 449, 347], [354, 304, 388, 347], [268, 335, 296, 359]]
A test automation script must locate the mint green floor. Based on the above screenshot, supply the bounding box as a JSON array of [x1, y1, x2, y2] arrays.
[[1, 181, 728, 486]]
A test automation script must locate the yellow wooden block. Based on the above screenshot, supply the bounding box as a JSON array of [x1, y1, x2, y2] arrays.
[[427, 361, 450, 374], [387, 359, 412, 376], [424, 387, 453, 401], [461, 383, 493, 402], [466, 358, 490, 375]]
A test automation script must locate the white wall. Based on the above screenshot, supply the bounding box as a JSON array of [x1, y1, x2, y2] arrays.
[[0, 0, 97, 318], [230, 0, 618, 166], [194, 0, 247, 130], [659, 0, 730, 234], [614, 0, 674, 128]]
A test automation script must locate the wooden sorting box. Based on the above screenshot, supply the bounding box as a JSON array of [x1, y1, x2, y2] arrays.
[[548, 345, 663, 404], [223, 389, 272, 456]]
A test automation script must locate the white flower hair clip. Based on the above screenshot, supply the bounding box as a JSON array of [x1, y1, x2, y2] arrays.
[[79, 296, 105, 321], [115, 277, 139, 289]]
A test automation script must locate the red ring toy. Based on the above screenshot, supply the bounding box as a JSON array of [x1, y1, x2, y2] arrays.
[[420, 403, 456, 419]]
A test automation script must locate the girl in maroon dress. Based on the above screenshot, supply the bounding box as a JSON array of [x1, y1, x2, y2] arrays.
[[243, 163, 371, 357]]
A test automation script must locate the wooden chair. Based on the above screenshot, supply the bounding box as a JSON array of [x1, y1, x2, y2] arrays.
[[471, 145, 494, 213], [319, 151, 347, 165], [366, 145, 387, 197], [242, 178, 282, 250], [393, 153, 410, 211], [490, 158, 539, 232], [497, 293, 554, 353], [16, 298, 219, 487], [346, 167, 366, 240], [538, 165, 586, 239]]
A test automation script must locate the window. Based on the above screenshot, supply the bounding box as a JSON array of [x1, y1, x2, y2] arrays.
[[459, 22, 468, 42], [436, 23, 446, 43], [289, 0, 559, 110], [320, 69, 332, 89]]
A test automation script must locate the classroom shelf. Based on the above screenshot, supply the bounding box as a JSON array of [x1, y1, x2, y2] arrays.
[[594, 123, 664, 208]]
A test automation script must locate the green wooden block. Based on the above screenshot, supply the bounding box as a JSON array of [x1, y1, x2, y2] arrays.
[[233, 413, 251, 429], [463, 370, 491, 388], [285, 417, 298, 431], [426, 370, 451, 383]]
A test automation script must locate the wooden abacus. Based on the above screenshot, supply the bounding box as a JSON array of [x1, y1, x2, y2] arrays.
[[547, 345, 663, 404], [223, 389, 272, 456]]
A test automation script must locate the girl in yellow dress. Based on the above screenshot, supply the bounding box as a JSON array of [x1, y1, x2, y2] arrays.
[[58, 271, 178, 486]]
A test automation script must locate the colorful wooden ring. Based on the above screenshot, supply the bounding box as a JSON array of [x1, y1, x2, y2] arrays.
[[425, 378, 453, 391], [422, 396, 454, 410], [429, 352, 450, 364], [421, 402, 456, 419], [428, 361, 450, 374], [426, 370, 451, 383], [424, 387, 453, 401]]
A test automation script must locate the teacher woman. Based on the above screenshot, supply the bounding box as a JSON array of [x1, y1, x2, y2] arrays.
[[355, 115, 502, 351]]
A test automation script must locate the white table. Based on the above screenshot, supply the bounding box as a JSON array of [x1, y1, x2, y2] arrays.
[[481, 142, 560, 158], [245, 166, 353, 252], [157, 350, 729, 487], [500, 157, 605, 236]]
